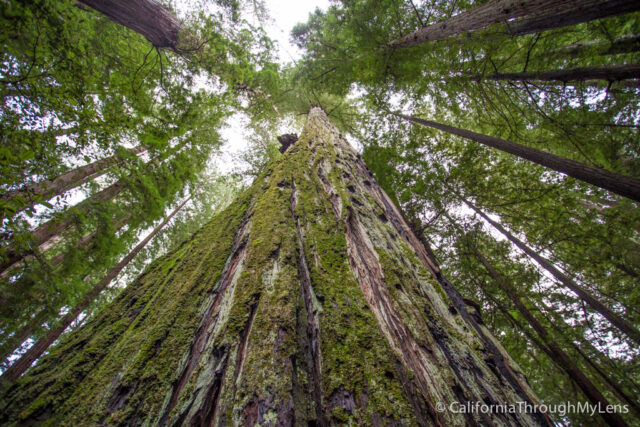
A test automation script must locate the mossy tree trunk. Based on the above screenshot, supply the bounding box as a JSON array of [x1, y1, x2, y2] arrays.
[[0, 108, 549, 426]]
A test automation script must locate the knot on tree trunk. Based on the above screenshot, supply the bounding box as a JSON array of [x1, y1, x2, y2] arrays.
[[277, 134, 298, 153]]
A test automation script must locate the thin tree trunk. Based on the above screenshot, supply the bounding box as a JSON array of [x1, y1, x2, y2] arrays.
[[506, 0, 640, 36], [1, 146, 145, 218], [0, 196, 190, 384], [0, 108, 549, 426], [0, 140, 187, 275], [551, 34, 640, 57], [462, 196, 640, 345], [540, 305, 640, 416], [472, 248, 628, 426], [483, 288, 627, 425], [479, 64, 640, 84], [397, 113, 640, 202], [569, 339, 640, 417], [78, 0, 183, 50], [0, 310, 50, 367], [0, 182, 126, 275], [0, 212, 133, 279], [387, 0, 639, 49], [48, 213, 132, 269]]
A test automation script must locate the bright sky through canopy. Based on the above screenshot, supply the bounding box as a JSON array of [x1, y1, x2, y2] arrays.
[[215, 0, 331, 174]]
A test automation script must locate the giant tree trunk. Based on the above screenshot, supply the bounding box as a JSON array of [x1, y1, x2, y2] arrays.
[[387, 0, 639, 50], [78, 0, 183, 50], [0, 108, 549, 425], [397, 113, 640, 202]]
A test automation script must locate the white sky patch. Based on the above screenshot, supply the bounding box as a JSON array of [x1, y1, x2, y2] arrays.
[[263, 0, 331, 63], [212, 0, 332, 175]]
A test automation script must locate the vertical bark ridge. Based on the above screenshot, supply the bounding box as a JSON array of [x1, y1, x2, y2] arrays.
[[158, 214, 251, 425], [344, 208, 445, 425], [0, 190, 256, 425], [290, 179, 327, 425], [308, 107, 547, 425]]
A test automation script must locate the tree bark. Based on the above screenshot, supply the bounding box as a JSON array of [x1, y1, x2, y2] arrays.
[[480, 64, 640, 84], [0, 196, 190, 384], [0, 147, 145, 218], [387, 0, 639, 49], [550, 34, 640, 58], [397, 113, 640, 202], [462, 197, 640, 345], [78, 0, 183, 50], [0, 108, 549, 426], [473, 248, 627, 426], [506, 0, 640, 36]]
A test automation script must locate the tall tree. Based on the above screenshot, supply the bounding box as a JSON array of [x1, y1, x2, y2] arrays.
[[461, 195, 640, 345], [78, 0, 183, 50], [396, 113, 640, 202], [0, 146, 145, 218], [0, 108, 550, 426], [387, 0, 640, 49], [469, 240, 627, 427], [479, 64, 640, 84]]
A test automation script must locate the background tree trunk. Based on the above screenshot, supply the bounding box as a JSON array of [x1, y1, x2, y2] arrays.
[[0, 147, 145, 218], [481, 64, 640, 84], [471, 245, 627, 427], [78, 0, 183, 50], [0, 182, 125, 275], [0, 108, 550, 426], [463, 197, 640, 345], [397, 113, 640, 202], [387, 0, 639, 50], [550, 34, 640, 57], [506, 0, 640, 36]]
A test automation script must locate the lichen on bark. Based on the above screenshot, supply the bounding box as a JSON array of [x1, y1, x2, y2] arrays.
[[0, 107, 547, 426]]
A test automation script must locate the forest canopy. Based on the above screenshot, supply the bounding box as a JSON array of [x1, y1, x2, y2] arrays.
[[1, 0, 639, 425]]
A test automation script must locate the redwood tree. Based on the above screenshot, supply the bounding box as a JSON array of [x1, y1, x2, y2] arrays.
[[396, 113, 640, 203], [0, 108, 550, 426]]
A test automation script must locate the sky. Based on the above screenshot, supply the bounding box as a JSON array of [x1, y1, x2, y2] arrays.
[[24, 0, 332, 226], [214, 0, 332, 174], [263, 0, 331, 62]]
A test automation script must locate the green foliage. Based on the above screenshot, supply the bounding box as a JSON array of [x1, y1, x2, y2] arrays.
[[0, 0, 271, 369]]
